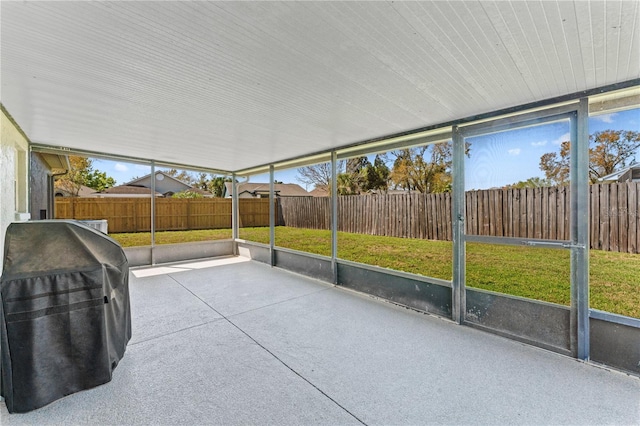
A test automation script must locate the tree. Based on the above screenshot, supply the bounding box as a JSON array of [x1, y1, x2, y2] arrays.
[[193, 173, 231, 197], [172, 190, 203, 199], [504, 176, 553, 189], [56, 157, 91, 196], [55, 156, 116, 195], [337, 172, 359, 195], [297, 162, 344, 192], [339, 156, 370, 194], [165, 169, 196, 185], [336, 155, 391, 194], [540, 130, 640, 184], [361, 154, 390, 192], [539, 141, 571, 185], [589, 130, 640, 181], [210, 176, 232, 197], [346, 156, 370, 175], [385, 142, 459, 193], [85, 170, 116, 192]]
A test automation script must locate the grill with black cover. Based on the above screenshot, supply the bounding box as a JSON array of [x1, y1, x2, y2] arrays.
[[1, 220, 131, 413]]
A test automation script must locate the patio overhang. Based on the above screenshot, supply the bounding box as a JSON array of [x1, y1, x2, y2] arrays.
[[1, 1, 639, 173]]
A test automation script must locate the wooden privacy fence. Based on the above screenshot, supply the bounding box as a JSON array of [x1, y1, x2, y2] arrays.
[[55, 182, 639, 253], [277, 193, 453, 241], [465, 186, 571, 240], [278, 182, 639, 254], [56, 198, 235, 232], [55, 198, 279, 232]]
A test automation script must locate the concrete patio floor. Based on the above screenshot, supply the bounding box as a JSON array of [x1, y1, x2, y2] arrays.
[[1, 257, 639, 425]]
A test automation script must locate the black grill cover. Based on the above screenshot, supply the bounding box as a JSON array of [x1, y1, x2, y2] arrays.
[[1, 220, 131, 413]]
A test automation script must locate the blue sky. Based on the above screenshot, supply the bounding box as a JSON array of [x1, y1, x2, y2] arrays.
[[465, 120, 572, 190], [466, 108, 639, 190], [94, 108, 639, 190], [91, 160, 152, 186]]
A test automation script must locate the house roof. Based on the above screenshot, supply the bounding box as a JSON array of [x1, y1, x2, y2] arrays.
[[124, 171, 213, 196], [99, 185, 163, 197], [224, 182, 309, 197], [598, 163, 640, 183], [309, 186, 329, 197], [125, 171, 192, 188], [54, 181, 97, 197], [2, 2, 638, 173]]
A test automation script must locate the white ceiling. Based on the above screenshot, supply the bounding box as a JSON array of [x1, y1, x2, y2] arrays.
[[1, 1, 639, 173]]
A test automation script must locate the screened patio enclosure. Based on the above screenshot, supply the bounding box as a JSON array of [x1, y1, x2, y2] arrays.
[[1, 0, 639, 383]]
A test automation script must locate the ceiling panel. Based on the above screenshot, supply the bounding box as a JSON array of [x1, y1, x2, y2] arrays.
[[1, 1, 638, 172]]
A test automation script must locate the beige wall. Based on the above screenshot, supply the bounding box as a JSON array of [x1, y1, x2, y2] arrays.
[[1, 108, 30, 274]]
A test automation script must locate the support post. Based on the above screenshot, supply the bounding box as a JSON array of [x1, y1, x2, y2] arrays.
[[331, 151, 338, 284], [269, 165, 275, 267], [452, 126, 466, 324], [571, 98, 590, 360], [232, 173, 239, 255], [150, 161, 156, 265]]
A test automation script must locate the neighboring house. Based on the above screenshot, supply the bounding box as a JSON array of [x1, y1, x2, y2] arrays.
[[223, 182, 310, 198], [93, 185, 164, 198], [54, 181, 96, 197], [123, 171, 213, 197], [55, 171, 214, 198], [598, 163, 640, 183], [309, 186, 329, 197]]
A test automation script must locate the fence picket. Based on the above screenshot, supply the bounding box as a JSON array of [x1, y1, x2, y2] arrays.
[[629, 183, 638, 253]]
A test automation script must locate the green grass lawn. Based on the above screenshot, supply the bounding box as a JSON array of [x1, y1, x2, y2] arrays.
[[112, 229, 232, 246], [111, 226, 640, 318]]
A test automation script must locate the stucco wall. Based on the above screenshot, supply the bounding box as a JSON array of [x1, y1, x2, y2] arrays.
[[30, 152, 51, 220], [1, 109, 30, 274]]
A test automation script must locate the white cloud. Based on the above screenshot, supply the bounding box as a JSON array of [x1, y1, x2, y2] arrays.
[[531, 140, 547, 147], [552, 132, 570, 146], [114, 163, 129, 172], [593, 113, 617, 124], [508, 148, 521, 156]]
